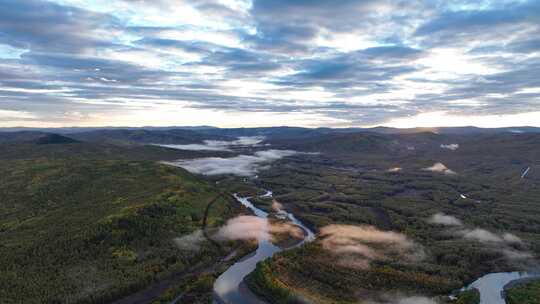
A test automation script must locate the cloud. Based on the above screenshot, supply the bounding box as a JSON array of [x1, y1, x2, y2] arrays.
[[166, 149, 299, 176], [461, 228, 504, 243], [158, 136, 265, 151], [215, 216, 270, 241], [423, 163, 456, 175], [427, 213, 533, 263], [0, 109, 37, 120], [387, 167, 402, 173], [502, 233, 523, 244], [415, 2, 540, 39], [278, 51, 420, 90], [460, 229, 524, 245], [319, 225, 424, 269], [0, 0, 122, 54], [458, 229, 532, 261], [214, 215, 303, 242], [428, 213, 463, 226], [501, 249, 533, 260], [1, 0, 540, 128], [427, 214, 532, 262], [440, 144, 459, 151]]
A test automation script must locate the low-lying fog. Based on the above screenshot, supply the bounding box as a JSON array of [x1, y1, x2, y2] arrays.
[[164, 149, 299, 176], [157, 136, 265, 151], [428, 212, 532, 262]]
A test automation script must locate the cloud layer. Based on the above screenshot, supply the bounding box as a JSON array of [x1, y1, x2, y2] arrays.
[[1, 0, 540, 127]]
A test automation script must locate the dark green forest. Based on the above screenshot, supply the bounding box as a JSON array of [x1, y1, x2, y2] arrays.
[[1, 129, 540, 303], [0, 145, 241, 303], [506, 279, 540, 304], [245, 132, 540, 303]]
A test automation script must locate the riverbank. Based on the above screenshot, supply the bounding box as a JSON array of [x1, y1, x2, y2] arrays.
[[504, 276, 540, 304]]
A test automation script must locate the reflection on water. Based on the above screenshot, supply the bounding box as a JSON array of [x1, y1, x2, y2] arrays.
[[465, 271, 539, 304], [213, 191, 314, 304], [213, 238, 279, 304]]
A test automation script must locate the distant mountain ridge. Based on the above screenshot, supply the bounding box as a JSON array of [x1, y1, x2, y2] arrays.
[[1, 126, 539, 136], [67, 129, 229, 145], [2, 126, 540, 148], [0, 131, 79, 144]]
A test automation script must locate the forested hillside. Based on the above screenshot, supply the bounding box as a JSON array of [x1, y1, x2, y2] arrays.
[[0, 148, 240, 303]]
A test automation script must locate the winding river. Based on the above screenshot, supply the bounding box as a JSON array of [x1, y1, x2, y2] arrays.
[[210, 193, 537, 304], [213, 191, 315, 304]]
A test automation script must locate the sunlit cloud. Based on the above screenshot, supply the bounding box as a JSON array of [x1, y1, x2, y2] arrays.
[[1, 0, 539, 128], [319, 224, 425, 270]]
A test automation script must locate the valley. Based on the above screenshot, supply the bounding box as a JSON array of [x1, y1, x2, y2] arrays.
[[1, 126, 539, 304]]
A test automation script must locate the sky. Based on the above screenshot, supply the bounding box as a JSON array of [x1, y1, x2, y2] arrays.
[[0, 0, 539, 128]]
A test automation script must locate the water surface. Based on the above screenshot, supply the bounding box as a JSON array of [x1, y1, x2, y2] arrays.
[[213, 191, 314, 304], [465, 271, 539, 304]]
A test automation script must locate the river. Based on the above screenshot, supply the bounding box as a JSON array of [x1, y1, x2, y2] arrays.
[[463, 271, 539, 304], [213, 191, 315, 304], [212, 192, 538, 304]]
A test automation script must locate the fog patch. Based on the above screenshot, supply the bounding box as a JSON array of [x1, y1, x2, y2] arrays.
[[159, 136, 265, 151], [232, 136, 266, 146], [426, 214, 532, 263], [502, 248, 533, 260], [160, 142, 232, 151], [460, 229, 523, 244], [215, 215, 303, 242], [173, 230, 205, 251], [428, 213, 463, 226], [215, 216, 270, 241], [366, 294, 437, 304], [423, 162, 456, 175], [319, 225, 425, 269], [458, 229, 531, 261], [166, 149, 299, 176], [502, 233, 523, 244], [440, 144, 459, 151], [461, 228, 503, 243], [387, 167, 402, 172], [395, 297, 437, 304]]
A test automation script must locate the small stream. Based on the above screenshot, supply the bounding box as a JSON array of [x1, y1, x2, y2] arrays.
[[213, 191, 315, 304]]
